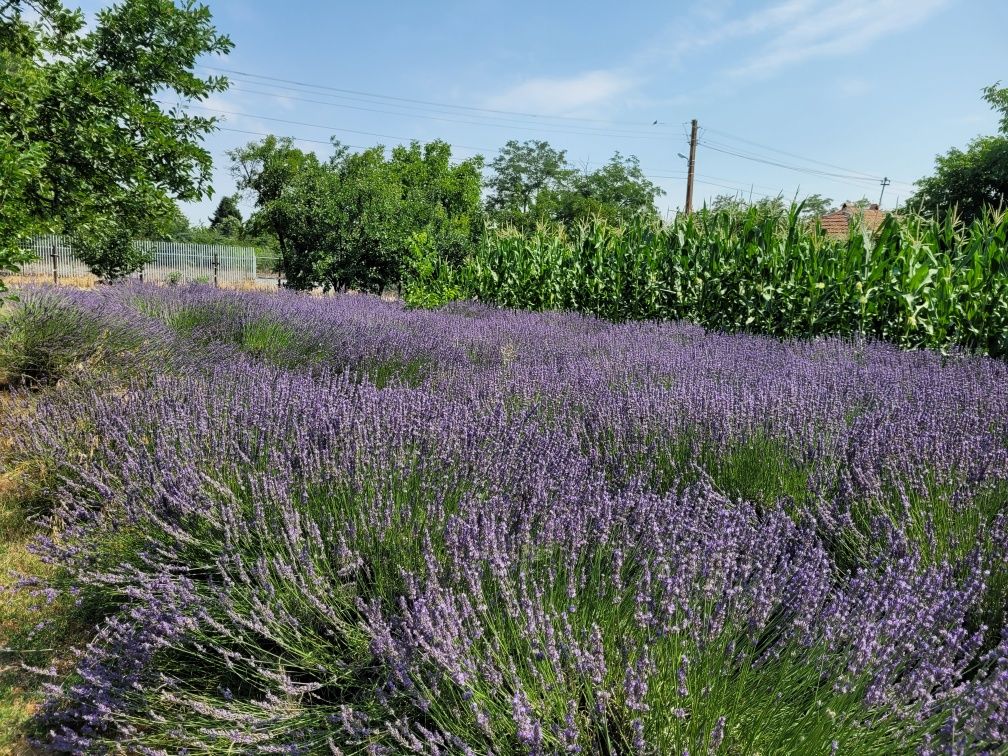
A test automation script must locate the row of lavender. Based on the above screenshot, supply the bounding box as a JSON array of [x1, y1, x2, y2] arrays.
[[4, 283, 1008, 753]]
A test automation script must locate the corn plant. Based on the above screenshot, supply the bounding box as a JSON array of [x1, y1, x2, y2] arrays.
[[441, 205, 1008, 355]]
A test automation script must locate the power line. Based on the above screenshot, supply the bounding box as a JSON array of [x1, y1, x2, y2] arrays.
[[704, 126, 915, 189], [162, 100, 499, 153], [179, 101, 704, 174], [202, 65, 672, 129], [197, 67, 917, 197], [220, 72, 675, 136], [702, 126, 888, 182], [698, 140, 902, 189], [700, 129, 915, 189], [220, 82, 677, 140]]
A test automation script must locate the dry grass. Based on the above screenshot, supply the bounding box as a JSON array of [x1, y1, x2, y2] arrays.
[[3, 274, 280, 292], [3, 274, 97, 288]]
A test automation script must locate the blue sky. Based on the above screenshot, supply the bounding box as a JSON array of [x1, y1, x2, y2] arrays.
[[81, 0, 1008, 224]]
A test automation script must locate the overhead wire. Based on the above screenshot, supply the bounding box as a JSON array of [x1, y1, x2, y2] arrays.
[[200, 65, 676, 129], [192, 67, 913, 200], [221, 82, 675, 140], [161, 100, 498, 153], [172, 77, 912, 208], [697, 140, 906, 191], [702, 125, 915, 186]]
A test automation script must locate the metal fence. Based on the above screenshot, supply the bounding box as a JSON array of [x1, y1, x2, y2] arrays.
[[19, 235, 261, 285]]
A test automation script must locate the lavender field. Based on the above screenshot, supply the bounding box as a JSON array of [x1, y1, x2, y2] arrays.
[[1, 283, 1007, 754]]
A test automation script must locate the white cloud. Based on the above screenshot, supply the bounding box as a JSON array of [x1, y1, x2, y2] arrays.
[[727, 0, 950, 78], [637, 0, 949, 82], [634, 0, 814, 69], [485, 70, 637, 115]]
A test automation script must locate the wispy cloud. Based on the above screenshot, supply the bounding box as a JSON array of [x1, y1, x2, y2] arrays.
[[637, 0, 949, 82], [726, 0, 950, 78], [485, 70, 637, 115]]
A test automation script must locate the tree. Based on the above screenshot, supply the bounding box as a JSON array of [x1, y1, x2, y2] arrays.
[[556, 153, 664, 225], [983, 81, 1008, 134], [208, 194, 243, 237], [705, 193, 790, 216], [485, 140, 574, 226], [162, 202, 192, 238], [486, 140, 664, 228], [74, 224, 151, 282], [276, 144, 402, 292], [232, 136, 484, 292], [230, 135, 320, 280], [388, 140, 484, 267], [0, 0, 74, 291], [0, 0, 232, 279], [908, 83, 1008, 222], [707, 193, 748, 213], [800, 193, 834, 217], [0, 137, 46, 292]]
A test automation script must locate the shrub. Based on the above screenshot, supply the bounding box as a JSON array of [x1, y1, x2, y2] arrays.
[[73, 226, 152, 282]]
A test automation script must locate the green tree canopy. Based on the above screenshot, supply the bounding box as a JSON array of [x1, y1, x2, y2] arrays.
[[908, 83, 1008, 222], [230, 135, 320, 260], [485, 140, 664, 228], [707, 192, 833, 219], [556, 153, 664, 225], [799, 193, 834, 217], [231, 136, 484, 292], [0, 0, 232, 280], [208, 194, 243, 237], [485, 140, 574, 225], [389, 140, 484, 266]]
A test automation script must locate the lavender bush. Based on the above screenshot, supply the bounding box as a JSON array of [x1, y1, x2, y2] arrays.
[[3, 283, 1007, 753]]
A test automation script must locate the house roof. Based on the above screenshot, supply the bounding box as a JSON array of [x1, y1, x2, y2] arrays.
[[819, 202, 887, 237]]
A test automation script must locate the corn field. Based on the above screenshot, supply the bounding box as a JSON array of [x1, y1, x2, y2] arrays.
[[450, 205, 1008, 356]]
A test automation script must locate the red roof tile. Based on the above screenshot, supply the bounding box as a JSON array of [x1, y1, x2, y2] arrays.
[[819, 202, 888, 237]]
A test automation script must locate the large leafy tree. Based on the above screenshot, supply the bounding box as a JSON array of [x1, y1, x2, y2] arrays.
[[230, 135, 320, 279], [799, 193, 834, 217], [485, 140, 664, 228], [275, 144, 401, 293], [485, 140, 573, 225], [909, 83, 1008, 222], [389, 140, 484, 266], [0, 0, 232, 280], [232, 136, 484, 292], [555, 153, 664, 225]]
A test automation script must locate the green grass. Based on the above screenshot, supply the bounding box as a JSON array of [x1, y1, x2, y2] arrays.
[[358, 355, 431, 389], [0, 445, 76, 751]]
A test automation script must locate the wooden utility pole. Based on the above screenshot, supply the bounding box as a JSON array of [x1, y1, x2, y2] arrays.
[[878, 176, 891, 207], [685, 119, 698, 214]]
